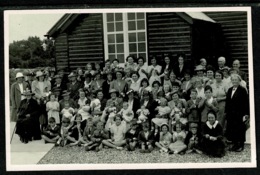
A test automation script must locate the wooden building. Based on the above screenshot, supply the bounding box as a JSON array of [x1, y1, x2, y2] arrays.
[[46, 11, 248, 75]]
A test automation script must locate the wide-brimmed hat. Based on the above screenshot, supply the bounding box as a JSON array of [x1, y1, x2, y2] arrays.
[[222, 66, 230, 71], [68, 72, 77, 78], [53, 74, 62, 79], [160, 123, 169, 131], [109, 89, 118, 94], [35, 71, 44, 78], [62, 90, 71, 96], [22, 90, 35, 96], [194, 65, 206, 72], [16, 72, 24, 79]]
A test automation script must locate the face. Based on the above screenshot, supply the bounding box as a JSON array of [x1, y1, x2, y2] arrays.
[[50, 95, 56, 101], [191, 128, 197, 134], [131, 124, 138, 130], [105, 61, 111, 68], [153, 83, 159, 90], [196, 80, 203, 88], [151, 58, 156, 65], [97, 91, 103, 100], [39, 75, 44, 81], [113, 61, 119, 66], [201, 60, 207, 66], [110, 92, 117, 99], [141, 81, 148, 87], [197, 70, 204, 77], [132, 74, 138, 81], [128, 93, 134, 99], [169, 73, 176, 81], [143, 126, 149, 132], [231, 76, 240, 87], [223, 70, 229, 77], [55, 78, 62, 84], [64, 103, 70, 109], [233, 61, 240, 70], [215, 72, 222, 82], [178, 56, 184, 64], [95, 64, 101, 70], [116, 72, 122, 79], [160, 100, 166, 107], [172, 94, 179, 101], [78, 69, 83, 75], [127, 57, 134, 64], [63, 95, 70, 100], [208, 113, 216, 125], [184, 74, 190, 81], [190, 91, 197, 99], [25, 94, 32, 100], [218, 60, 225, 67], [176, 125, 182, 133], [87, 64, 92, 70], [138, 59, 144, 66], [143, 94, 149, 100], [161, 125, 168, 133], [96, 122, 103, 130], [75, 116, 82, 123], [123, 103, 128, 110], [207, 70, 214, 79], [16, 77, 24, 83], [164, 86, 170, 92], [49, 120, 56, 127], [164, 57, 170, 64], [87, 120, 93, 127], [70, 76, 76, 82], [115, 117, 122, 125], [107, 73, 113, 81], [204, 89, 212, 99], [172, 86, 179, 92], [95, 74, 101, 80], [79, 92, 85, 98]]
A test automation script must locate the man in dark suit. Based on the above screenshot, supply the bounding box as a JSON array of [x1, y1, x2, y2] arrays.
[[225, 74, 249, 152], [67, 72, 83, 100], [232, 59, 247, 81]]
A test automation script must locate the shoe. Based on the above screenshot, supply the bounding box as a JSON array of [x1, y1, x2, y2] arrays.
[[24, 138, 28, 144], [168, 151, 174, 155], [55, 142, 60, 147], [20, 137, 24, 143], [234, 146, 244, 152]]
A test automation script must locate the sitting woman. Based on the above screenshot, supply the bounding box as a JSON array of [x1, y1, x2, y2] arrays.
[[201, 110, 226, 157], [155, 123, 172, 153], [15, 90, 41, 143]]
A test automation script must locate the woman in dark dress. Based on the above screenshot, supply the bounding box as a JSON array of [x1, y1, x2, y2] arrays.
[[102, 71, 114, 99], [225, 74, 249, 152], [201, 110, 226, 157], [15, 90, 41, 143], [173, 53, 189, 81]]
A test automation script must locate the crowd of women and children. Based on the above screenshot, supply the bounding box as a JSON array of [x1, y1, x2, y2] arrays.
[[11, 54, 249, 158]]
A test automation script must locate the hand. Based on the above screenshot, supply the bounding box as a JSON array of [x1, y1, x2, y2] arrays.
[[205, 134, 210, 139], [243, 115, 249, 122], [26, 114, 30, 117]]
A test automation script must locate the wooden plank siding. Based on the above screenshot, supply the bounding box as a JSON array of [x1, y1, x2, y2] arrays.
[[55, 33, 68, 69], [67, 14, 104, 69], [205, 12, 248, 78], [146, 13, 192, 64]]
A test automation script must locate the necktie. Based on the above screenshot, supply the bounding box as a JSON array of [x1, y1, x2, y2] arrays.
[[231, 88, 236, 98]]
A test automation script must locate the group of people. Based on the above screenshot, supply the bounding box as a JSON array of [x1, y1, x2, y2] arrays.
[[11, 54, 249, 158]]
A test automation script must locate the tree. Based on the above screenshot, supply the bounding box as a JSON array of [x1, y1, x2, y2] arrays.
[[9, 36, 55, 68]]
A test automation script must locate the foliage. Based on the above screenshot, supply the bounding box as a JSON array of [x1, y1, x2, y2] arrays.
[[9, 36, 55, 68]]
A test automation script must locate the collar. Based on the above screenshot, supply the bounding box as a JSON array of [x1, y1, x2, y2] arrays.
[[206, 120, 218, 129]]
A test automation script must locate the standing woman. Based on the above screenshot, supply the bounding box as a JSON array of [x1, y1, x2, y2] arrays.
[[11, 72, 29, 122], [129, 71, 141, 93], [110, 70, 127, 95], [136, 57, 149, 80], [174, 53, 189, 81], [211, 70, 228, 129], [126, 89, 140, 118], [91, 71, 104, 94], [161, 54, 173, 75], [225, 74, 249, 152], [148, 56, 162, 86], [125, 55, 138, 72], [102, 71, 114, 99]]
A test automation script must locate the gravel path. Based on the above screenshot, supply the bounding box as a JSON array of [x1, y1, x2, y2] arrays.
[[38, 144, 251, 164]]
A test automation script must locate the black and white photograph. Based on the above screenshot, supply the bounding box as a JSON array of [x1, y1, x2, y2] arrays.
[[4, 7, 256, 171]]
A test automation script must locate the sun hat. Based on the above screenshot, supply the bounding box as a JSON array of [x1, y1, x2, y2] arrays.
[[109, 89, 118, 94], [35, 71, 44, 78], [53, 74, 62, 79], [62, 90, 71, 96], [189, 122, 198, 129], [194, 65, 206, 72], [68, 72, 77, 78], [16, 72, 24, 79]]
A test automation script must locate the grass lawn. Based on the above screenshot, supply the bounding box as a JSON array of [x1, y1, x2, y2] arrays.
[[38, 144, 251, 164]]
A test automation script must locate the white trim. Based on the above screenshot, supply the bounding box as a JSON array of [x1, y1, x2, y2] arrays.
[[103, 13, 108, 61]]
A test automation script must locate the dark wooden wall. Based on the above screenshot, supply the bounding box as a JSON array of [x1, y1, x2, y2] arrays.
[[146, 13, 192, 64], [206, 12, 248, 75]]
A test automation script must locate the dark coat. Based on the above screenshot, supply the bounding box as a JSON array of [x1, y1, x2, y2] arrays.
[[138, 130, 155, 146], [125, 128, 140, 143], [42, 124, 60, 139], [140, 99, 158, 122], [67, 81, 83, 100], [70, 120, 87, 140], [186, 99, 200, 123], [173, 63, 190, 80], [225, 85, 249, 143], [102, 80, 112, 99], [15, 98, 41, 140]]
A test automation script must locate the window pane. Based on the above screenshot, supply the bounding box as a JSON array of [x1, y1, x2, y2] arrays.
[[137, 20, 145, 30], [115, 13, 122, 21], [117, 54, 125, 63], [129, 43, 137, 52], [116, 22, 123, 31], [128, 21, 136, 31], [128, 13, 135, 20], [129, 53, 137, 60], [117, 44, 124, 53], [138, 32, 145, 42], [109, 54, 116, 61], [128, 33, 136, 42], [108, 45, 115, 53], [107, 13, 114, 22], [137, 13, 144, 19], [108, 34, 115, 43], [116, 34, 123, 43], [107, 23, 114, 32], [138, 43, 146, 52]]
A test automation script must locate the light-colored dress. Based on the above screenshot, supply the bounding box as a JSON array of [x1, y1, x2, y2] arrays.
[[159, 132, 172, 148], [169, 131, 187, 152], [46, 101, 60, 124], [148, 65, 162, 85]]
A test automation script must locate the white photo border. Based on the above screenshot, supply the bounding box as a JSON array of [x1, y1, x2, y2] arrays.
[[4, 6, 256, 171]]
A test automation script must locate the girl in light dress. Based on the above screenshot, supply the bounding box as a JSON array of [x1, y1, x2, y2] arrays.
[[168, 122, 187, 154], [148, 57, 162, 86], [46, 93, 60, 124], [136, 105, 150, 124], [155, 123, 172, 153], [118, 102, 134, 131]]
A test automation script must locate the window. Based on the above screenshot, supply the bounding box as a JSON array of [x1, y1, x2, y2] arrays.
[[103, 13, 147, 63]]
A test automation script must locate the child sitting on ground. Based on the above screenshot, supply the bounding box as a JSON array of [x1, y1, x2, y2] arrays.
[[82, 118, 96, 146], [55, 117, 73, 147], [185, 122, 202, 154], [138, 122, 154, 153], [69, 114, 86, 146], [60, 102, 75, 121], [168, 122, 187, 154], [136, 105, 150, 124], [155, 123, 172, 153], [85, 121, 109, 152], [46, 93, 60, 124], [152, 97, 171, 136], [118, 102, 134, 131], [42, 117, 60, 144], [125, 120, 140, 151]]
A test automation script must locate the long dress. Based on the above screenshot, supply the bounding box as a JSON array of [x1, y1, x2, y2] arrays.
[[46, 101, 60, 124], [15, 98, 41, 140], [158, 132, 172, 148], [201, 121, 226, 157]]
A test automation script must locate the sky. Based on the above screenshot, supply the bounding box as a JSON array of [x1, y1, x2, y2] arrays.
[[8, 13, 64, 43]]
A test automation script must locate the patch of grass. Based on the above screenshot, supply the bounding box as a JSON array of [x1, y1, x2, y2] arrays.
[[38, 144, 251, 164]]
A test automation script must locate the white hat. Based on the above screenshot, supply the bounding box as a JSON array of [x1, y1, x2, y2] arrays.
[[16, 72, 24, 79]]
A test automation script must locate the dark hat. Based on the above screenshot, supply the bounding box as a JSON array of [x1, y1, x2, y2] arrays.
[[189, 123, 198, 129], [68, 72, 77, 78], [62, 90, 70, 96], [22, 90, 35, 96], [194, 65, 206, 72], [51, 87, 61, 93], [53, 74, 62, 79]]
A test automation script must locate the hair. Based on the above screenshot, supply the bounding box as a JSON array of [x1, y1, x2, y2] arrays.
[[172, 91, 180, 98], [207, 110, 217, 118], [95, 89, 103, 96], [114, 114, 122, 121], [142, 121, 150, 128], [112, 59, 119, 63], [122, 101, 129, 106], [204, 85, 213, 92], [140, 78, 149, 87], [105, 59, 111, 64], [49, 93, 56, 98], [137, 56, 145, 63], [190, 88, 198, 94], [174, 122, 185, 131], [206, 65, 215, 72], [215, 70, 224, 79], [126, 55, 134, 62], [230, 73, 242, 82], [160, 124, 169, 131], [86, 63, 93, 69], [176, 52, 186, 60], [130, 71, 140, 78], [75, 113, 82, 120], [152, 80, 161, 87], [48, 117, 56, 123]]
